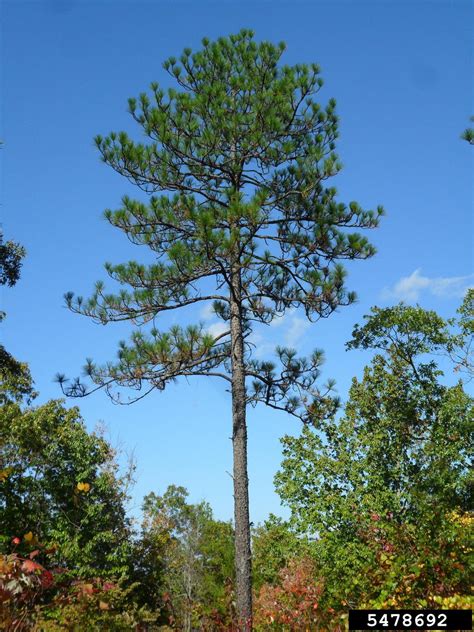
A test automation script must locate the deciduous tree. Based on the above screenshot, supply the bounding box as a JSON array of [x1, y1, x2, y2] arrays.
[[140, 485, 234, 630], [0, 399, 134, 578], [0, 231, 25, 288], [0, 232, 34, 404], [275, 302, 473, 609]]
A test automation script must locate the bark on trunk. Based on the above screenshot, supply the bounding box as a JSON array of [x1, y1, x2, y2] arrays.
[[230, 263, 253, 630]]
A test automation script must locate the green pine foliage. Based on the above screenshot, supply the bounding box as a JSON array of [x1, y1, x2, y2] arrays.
[[61, 29, 383, 420]]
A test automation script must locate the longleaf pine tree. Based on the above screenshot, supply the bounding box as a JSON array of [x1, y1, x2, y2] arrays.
[[59, 31, 383, 626]]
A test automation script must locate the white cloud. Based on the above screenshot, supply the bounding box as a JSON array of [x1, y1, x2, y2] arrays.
[[284, 315, 311, 348], [269, 309, 292, 328], [200, 302, 228, 339], [250, 309, 311, 357], [247, 330, 275, 359], [203, 305, 312, 355], [200, 303, 215, 321], [383, 269, 474, 302], [205, 321, 228, 339], [268, 309, 310, 347]]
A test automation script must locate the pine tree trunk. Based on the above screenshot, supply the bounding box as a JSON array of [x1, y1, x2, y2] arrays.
[[230, 263, 253, 630]]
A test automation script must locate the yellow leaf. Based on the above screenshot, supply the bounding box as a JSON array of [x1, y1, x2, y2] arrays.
[[0, 467, 13, 482], [77, 482, 91, 493], [24, 531, 34, 543], [99, 601, 109, 610]]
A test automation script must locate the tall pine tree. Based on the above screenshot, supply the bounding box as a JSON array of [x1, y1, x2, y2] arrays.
[[59, 31, 383, 626]]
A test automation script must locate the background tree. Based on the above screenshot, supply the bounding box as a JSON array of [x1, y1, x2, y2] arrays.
[[140, 485, 234, 630], [0, 231, 35, 404], [0, 398, 134, 579], [0, 230, 25, 288], [0, 232, 132, 575], [0, 350, 35, 405], [275, 301, 473, 610], [0, 344, 153, 625], [0, 233, 132, 576], [461, 116, 474, 144], [251, 515, 311, 592], [59, 30, 383, 624], [447, 288, 473, 378], [254, 556, 325, 631], [0, 551, 159, 631]]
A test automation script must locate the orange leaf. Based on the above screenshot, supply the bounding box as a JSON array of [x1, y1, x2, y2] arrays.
[[81, 583, 94, 595], [21, 559, 44, 573], [99, 601, 110, 610]]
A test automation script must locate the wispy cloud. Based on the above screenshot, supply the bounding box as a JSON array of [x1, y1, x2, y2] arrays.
[[269, 310, 310, 346], [247, 331, 274, 359], [284, 314, 311, 347], [383, 269, 474, 302], [200, 302, 228, 338], [205, 321, 228, 339], [200, 303, 215, 321], [265, 309, 311, 350], [202, 303, 311, 356]]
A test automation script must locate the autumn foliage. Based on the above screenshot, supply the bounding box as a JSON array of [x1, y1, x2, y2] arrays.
[[0, 543, 157, 630], [254, 558, 328, 631]]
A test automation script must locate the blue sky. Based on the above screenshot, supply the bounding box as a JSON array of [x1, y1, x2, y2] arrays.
[[2, 0, 472, 525]]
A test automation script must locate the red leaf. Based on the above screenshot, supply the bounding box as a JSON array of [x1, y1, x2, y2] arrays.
[[21, 559, 44, 573], [40, 570, 54, 588]]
